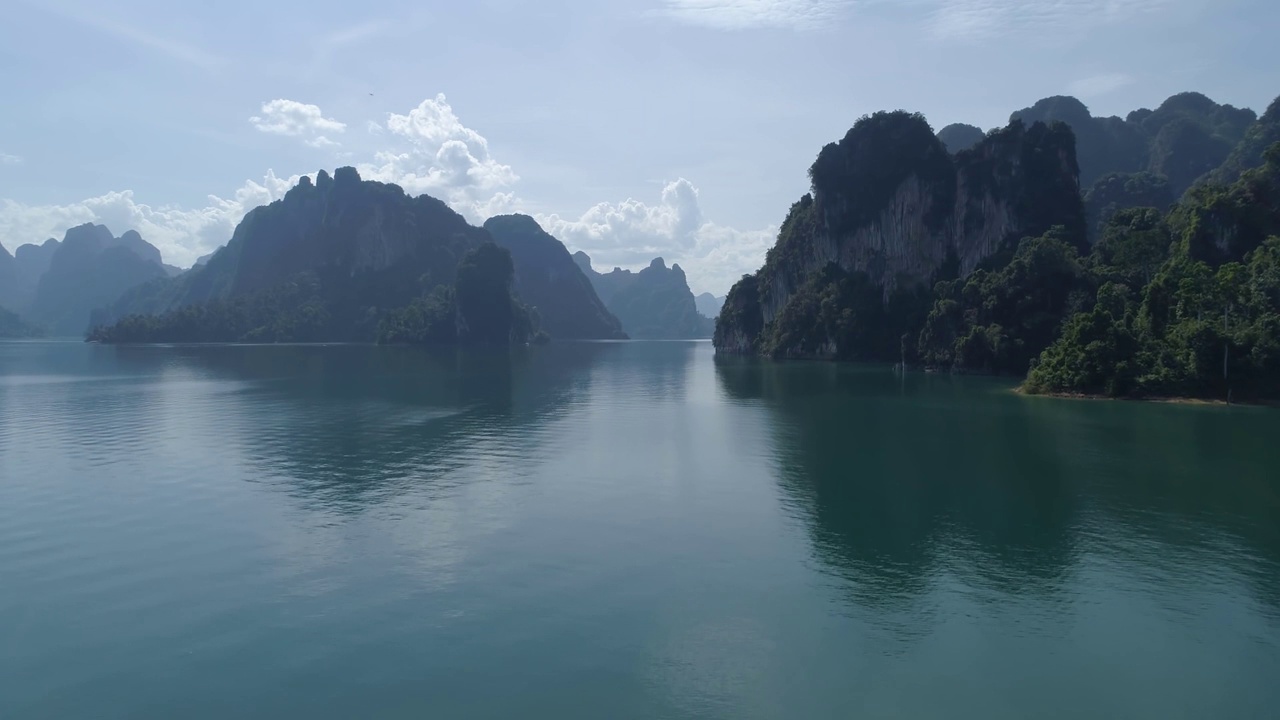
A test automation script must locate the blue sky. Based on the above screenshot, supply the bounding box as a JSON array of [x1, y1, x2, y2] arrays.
[[1, 0, 1277, 294]]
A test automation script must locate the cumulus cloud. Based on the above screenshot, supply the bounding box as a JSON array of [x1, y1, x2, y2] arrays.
[[358, 93, 518, 222], [0, 152, 20, 165], [659, 0, 848, 30], [250, 99, 347, 148], [0, 171, 304, 267], [539, 179, 775, 295]]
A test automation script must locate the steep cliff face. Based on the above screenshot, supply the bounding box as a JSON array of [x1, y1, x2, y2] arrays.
[[715, 112, 1084, 358], [574, 253, 713, 339], [483, 215, 626, 339]]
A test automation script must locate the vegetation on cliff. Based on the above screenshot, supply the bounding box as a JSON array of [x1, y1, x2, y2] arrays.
[[1025, 143, 1280, 401], [716, 110, 1084, 362], [91, 171, 602, 345], [377, 243, 541, 346], [715, 94, 1280, 402], [92, 243, 540, 346]]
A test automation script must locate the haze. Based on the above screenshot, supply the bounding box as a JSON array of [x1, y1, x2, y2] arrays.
[[2, 0, 1277, 295]]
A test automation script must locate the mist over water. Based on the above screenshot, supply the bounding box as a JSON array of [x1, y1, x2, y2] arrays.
[[2, 340, 1278, 719]]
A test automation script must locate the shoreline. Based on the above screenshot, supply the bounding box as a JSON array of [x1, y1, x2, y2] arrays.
[[1013, 386, 1277, 408]]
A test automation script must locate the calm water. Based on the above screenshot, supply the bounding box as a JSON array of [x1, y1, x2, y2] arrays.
[[2, 340, 1278, 719]]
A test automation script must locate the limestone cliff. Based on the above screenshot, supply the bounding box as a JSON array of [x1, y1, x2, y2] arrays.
[[715, 111, 1084, 358]]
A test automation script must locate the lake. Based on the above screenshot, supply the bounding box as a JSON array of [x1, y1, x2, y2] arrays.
[[2, 339, 1278, 719]]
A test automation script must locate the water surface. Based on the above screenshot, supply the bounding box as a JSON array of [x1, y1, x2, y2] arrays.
[[2, 340, 1278, 718]]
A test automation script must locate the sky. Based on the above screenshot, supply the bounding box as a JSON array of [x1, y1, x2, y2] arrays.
[[1, 0, 1277, 295]]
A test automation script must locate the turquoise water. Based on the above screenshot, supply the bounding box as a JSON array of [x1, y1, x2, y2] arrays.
[[1, 340, 1278, 718]]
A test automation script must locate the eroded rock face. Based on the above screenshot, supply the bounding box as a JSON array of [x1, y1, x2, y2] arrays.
[[715, 112, 1085, 357]]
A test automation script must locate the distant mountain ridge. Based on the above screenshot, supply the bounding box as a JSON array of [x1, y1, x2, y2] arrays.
[[573, 253, 713, 339], [93, 169, 646, 344], [695, 293, 724, 319], [938, 91, 1279, 242], [20, 224, 168, 336]]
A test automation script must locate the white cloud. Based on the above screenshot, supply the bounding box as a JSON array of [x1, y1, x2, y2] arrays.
[[1068, 73, 1135, 98], [358, 93, 518, 222], [0, 153, 21, 165], [0, 93, 774, 295], [250, 99, 347, 147], [0, 171, 304, 268], [539, 179, 775, 295], [659, 0, 849, 30], [926, 0, 1173, 40]]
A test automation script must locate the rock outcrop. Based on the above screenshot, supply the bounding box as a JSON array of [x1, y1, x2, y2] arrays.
[[714, 111, 1085, 358]]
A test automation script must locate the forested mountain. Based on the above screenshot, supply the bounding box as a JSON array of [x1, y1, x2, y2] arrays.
[[93, 168, 511, 344], [714, 97, 1280, 402], [93, 169, 649, 345], [715, 110, 1084, 361], [1025, 143, 1280, 401], [25, 224, 168, 336], [97, 241, 539, 347], [573, 253, 714, 339], [1009, 92, 1255, 195], [482, 215, 626, 339]]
